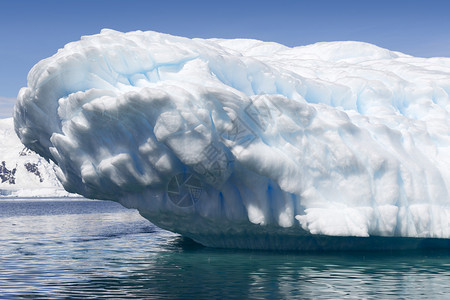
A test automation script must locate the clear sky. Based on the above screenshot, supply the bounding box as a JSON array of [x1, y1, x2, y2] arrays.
[[1, 0, 449, 116]]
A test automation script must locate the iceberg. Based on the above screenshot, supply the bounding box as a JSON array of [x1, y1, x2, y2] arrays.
[[14, 29, 450, 250]]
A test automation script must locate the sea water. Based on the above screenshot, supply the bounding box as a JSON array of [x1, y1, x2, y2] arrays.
[[1, 198, 449, 299]]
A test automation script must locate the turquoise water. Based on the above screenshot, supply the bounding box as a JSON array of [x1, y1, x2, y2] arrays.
[[1, 199, 449, 299]]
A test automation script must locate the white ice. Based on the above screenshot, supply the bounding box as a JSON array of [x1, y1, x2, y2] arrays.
[[14, 29, 450, 249]]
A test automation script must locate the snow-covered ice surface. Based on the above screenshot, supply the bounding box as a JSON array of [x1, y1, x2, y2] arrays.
[[0, 118, 74, 197], [14, 29, 450, 249]]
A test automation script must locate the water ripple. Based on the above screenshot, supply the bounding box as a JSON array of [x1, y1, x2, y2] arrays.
[[1, 199, 449, 299]]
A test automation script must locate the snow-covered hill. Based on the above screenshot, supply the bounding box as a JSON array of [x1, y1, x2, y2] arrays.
[[0, 117, 73, 197]]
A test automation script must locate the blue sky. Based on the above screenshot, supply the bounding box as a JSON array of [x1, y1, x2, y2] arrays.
[[1, 0, 449, 117]]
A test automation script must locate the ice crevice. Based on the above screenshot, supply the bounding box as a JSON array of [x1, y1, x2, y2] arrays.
[[14, 29, 450, 250]]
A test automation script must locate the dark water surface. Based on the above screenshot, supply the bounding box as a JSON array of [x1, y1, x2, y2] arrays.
[[1, 198, 449, 299]]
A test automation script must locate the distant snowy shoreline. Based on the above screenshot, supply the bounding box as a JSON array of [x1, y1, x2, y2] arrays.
[[0, 118, 77, 198], [0, 195, 85, 200]]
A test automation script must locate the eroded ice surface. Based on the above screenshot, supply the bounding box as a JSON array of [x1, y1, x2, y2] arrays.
[[14, 29, 450, 249]]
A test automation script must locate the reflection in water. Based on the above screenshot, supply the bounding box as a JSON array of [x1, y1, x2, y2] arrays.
[[59, 242, 450, 299], [0, 199, 449, 299]]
